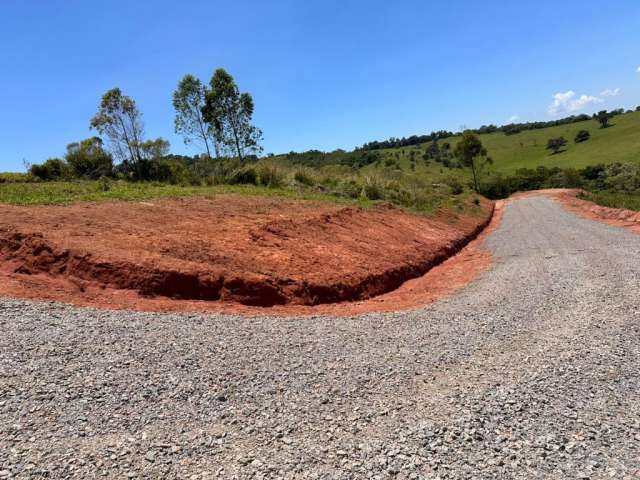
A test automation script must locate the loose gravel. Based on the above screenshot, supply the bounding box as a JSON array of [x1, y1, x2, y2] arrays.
[[1, 195, 639, 479]]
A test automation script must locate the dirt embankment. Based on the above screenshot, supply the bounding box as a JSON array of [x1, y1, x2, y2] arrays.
[[0, 195, 494, 314], [549, 189, 640, 234]]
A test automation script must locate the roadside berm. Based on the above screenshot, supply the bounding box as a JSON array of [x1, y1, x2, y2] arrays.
[[0, 194, 494, 314]]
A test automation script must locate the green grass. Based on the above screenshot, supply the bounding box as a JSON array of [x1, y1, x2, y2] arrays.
[[579, 190, 640, 212], [0, 180, 370, 207], [0, 178, 484, 220], [379, 110, 640, 175], [0, 172, 33, 183]]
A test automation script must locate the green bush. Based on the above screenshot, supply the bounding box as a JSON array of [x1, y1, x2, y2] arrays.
[[293, 168, 316, 186], [602, 163, 640, 193], [574, 130, 591, 143], [257, 163, 284, 188], [0, 172, 35, 183], [444, 176, 464, 195], [228, 166, 258, 185], [65, 137, 113, 179], [97, 176, 112, 192], [337, 179, 361, 199], [360, 176, 384, 200], [29, 158, 73, 180]]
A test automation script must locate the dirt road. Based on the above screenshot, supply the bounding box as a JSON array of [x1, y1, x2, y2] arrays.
[[1, 194, 639, 479]]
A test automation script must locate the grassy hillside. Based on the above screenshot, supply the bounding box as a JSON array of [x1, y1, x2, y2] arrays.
[[376, 110, 640, 174]]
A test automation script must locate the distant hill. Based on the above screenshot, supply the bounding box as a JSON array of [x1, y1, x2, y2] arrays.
[[376, 110, 640, 175]]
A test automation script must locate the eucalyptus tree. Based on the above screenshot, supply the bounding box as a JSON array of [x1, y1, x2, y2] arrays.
[[173, 74, 220, 158], [202, 68, 262, 161], [90, 88, 145, 172], [91, 88, 170, 179]]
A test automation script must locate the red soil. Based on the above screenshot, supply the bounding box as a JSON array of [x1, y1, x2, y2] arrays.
[[0, 194, 495, 316], [549, 189, 640, 234]]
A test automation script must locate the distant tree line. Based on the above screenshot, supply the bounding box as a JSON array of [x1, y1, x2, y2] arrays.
[[359, 130, 456, 151], [279, 149, 381, 169], [359, 108, 635, 151]]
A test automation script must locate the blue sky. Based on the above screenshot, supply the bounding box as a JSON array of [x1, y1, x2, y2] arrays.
[[1, 0, 639, 171]]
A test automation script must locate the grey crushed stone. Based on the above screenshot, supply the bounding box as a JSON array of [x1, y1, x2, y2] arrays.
[[1, 196, 639, 479]]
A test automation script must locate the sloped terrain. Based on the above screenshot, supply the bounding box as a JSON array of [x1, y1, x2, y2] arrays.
[[0, 194, 493, 312]]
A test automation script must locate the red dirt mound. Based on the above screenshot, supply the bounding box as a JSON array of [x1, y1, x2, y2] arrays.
[[0, 194, 493, 314]]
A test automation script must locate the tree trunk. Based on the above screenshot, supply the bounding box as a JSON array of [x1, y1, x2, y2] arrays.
[[233, 130, 243, 162], [471, 160, 479, 192], [117, 116, 137, 166]]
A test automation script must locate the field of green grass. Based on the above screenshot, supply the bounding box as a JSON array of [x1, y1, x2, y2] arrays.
[[0, 180, 367, 207], [378, 110, 640, 174], [0, 177, 484, 219]]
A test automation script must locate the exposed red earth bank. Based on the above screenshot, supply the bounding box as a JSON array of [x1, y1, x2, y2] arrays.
[[550, 189, 640, 234], [507, 188, 640, 235], [0, 194, 496, 316]]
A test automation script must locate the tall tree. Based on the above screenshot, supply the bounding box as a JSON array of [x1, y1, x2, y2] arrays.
[[454, 131, 492, 192], [202, 68, 262, 161], [173, 74, 219, 158], [90, 88, 169, 180], [90, 88, 145, 173], [595, 110, 612, 129]]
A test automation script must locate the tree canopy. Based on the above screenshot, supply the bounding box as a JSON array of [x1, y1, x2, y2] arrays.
[[202, 68, 262, 161], [65, 137, 113, 179], [454, 131, 492, 192], [90, 88, 144, 166], [546, 137, 568, 154], [173, 74, 219, 158]]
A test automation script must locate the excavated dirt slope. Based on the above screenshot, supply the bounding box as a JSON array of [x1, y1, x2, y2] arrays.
[[0, 194, 493, 313], [551, 189, 640, 234]]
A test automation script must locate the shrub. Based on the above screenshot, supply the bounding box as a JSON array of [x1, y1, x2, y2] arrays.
[[574, 130, 590, 143], [360, 176, 384, 200], [337, 179, 361, 198], [547, 168, 583, 188], [479, 175, 513, 199], [97, 176, 111, 192], [257, 163, 284, 188], [602, 163, 640, 193], [65, 137, 113, 179], [293, 168, 316, 186], [29, 158, 72, 180], [580, 164, 605, 181], [546, 137, 568, 154], [444, 176, 464, 195], [0, 172, 35, 183], [228, 166, 258, 185]]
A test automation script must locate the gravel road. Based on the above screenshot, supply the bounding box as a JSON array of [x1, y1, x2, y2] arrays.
[[1, 195, 640, 479]]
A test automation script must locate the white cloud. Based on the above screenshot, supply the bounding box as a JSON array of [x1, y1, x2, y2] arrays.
[[637, 66, 640, 73], [600, 88, 621, 97], [547, 90, 604, 116], [508, 115, 519, 122]]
